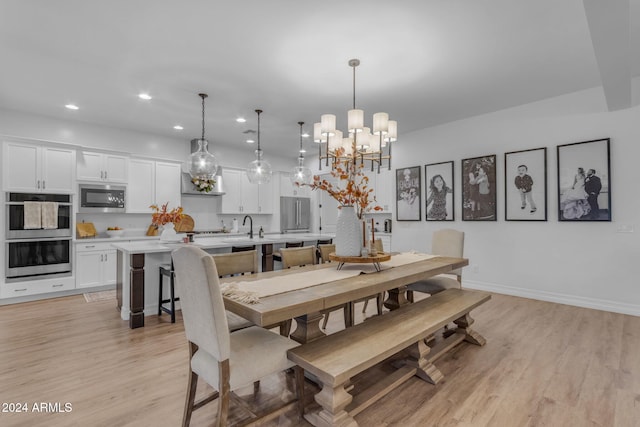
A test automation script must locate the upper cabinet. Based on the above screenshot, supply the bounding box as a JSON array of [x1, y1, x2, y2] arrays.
[[364, 168, 392, 213], [3, 141, 75, 193], [220, 168, 273, 214], [127, 159, 181, 213], [77, 151, 128, 184], [279, 172, 311, 198]]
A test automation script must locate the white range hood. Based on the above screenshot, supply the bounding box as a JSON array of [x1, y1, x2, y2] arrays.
[[181, 171, 225, 196]]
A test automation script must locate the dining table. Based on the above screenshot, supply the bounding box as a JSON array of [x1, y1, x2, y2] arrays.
[[220, 254, 469, 344]]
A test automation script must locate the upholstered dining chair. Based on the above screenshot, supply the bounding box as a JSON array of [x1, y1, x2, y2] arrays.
[[172, 246, 304, 427], [212, 250, 292, 337], [273, 241, 304, 265], [406, 228, 465, 302], [317, 243, 335, 265], [279, 246, 316, 269]]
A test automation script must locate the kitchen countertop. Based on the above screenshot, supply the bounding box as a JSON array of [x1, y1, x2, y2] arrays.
[[111, 233, 336, 255]]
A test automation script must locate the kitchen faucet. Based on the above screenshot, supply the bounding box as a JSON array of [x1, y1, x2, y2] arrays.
[[242, 215, 254, 239]]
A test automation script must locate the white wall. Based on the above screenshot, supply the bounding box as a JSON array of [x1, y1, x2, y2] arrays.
[[391, 83, 640, 316]]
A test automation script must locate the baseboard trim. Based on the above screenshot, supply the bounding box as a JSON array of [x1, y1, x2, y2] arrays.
[[463, 280, 640, 317]]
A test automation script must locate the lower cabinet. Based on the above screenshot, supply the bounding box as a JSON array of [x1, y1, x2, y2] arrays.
[[1, 276, 75, 299], [76, 242, 117, 289]]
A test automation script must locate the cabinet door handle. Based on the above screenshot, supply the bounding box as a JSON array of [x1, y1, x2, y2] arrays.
[[104, 254, 108, 262], [101, 171, 104, 179], [104, 171, 107, 180], [36, 180, 40, 189], [100, 254, 104, 262], [14, 288, 27, 292], [52, 284, 63, 288], [42, 180, 45, 189], [85, 245, 96, 249]]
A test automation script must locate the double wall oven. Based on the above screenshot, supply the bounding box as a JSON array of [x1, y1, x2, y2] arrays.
[[5, 193, 72, 281]]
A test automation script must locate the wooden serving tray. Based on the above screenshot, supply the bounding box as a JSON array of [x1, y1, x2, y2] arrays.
[[329, 252, 391, 263]]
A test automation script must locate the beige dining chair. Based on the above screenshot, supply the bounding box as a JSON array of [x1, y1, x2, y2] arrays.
[[172, 245, 304, 427], [280, 246, 316, 269], [407, 229, 464, 302], [212, 250, 291, 337], [317, 243, 335, 264]]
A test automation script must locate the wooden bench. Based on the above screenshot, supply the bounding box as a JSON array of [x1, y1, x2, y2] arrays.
[[287, 288, 491, 427]]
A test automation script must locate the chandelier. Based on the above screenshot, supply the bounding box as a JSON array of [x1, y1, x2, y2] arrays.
[[313, 59, 397, 172], [246, 109, 272, 184], [290, 121, 313, 185], [189, 93, 219, 180]]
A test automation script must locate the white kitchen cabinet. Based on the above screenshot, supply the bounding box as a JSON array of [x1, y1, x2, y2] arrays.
[[220, 168, 273, 214], [77, 150, 128, 183], [76, 242, 117, 288], [3, 141, 75, 193], [127, 159, 182, 213], [279, 172, 311, 198], [363, 168, 392, 213], [1, 276, 75, 299]]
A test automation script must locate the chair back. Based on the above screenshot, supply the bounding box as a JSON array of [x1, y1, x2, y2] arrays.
[[432, 229, 465, 276], [316, 238, 333, 245], [285, 241, 303, 248], [212, 250, 258, 277], [280, 246, 316, 269], [318, 244, 336, 264], [172, 246, 230, 362]]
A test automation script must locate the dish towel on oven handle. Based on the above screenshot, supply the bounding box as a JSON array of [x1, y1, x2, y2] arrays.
[[41, 202, 59, 229], [23, 201, 42, 229]]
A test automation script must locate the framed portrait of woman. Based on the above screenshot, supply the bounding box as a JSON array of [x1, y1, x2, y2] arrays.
[[395, 166, 421, 221], [557, 138, 611, 221], [461, 154, 496, 221], [504, 147, 547, 221], [425, 161, 454, 221]]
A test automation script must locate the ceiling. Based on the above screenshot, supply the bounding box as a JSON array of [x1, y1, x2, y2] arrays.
[[0, 0, 638, 160]]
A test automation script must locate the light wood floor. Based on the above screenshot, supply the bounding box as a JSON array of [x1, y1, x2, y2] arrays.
[[1, 291, 639, 427]]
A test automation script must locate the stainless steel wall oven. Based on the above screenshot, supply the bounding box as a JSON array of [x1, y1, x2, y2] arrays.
[[5, 193, 72, 281]]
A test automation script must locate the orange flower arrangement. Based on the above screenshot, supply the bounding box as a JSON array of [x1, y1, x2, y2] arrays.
[[303, 146, 382, 219], [150, 203, 184, 226]]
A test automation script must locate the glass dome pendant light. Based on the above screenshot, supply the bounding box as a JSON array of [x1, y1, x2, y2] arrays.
[[290, 121, 313, 186], [189, 93, 219, 180], [246, 109, 272, 184]]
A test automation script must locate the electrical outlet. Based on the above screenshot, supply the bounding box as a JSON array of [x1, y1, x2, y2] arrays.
[[617, 225, 634, 233]]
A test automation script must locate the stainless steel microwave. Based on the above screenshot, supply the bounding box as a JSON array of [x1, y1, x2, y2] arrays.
[[78, 184, 126, 213]]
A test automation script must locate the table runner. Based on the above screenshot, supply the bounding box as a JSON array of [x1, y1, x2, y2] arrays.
[[221, 252, 436, 304]]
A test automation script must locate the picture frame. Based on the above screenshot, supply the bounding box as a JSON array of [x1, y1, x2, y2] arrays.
[[557, 138, 611, 221], [504, 147, 547, 221], [395, 166, 421, 221], [462, 154, 497, 221], [425, 161, 455, 221]]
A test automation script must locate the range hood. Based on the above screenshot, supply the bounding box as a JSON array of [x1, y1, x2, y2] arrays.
[[181, 170, 225, 196]]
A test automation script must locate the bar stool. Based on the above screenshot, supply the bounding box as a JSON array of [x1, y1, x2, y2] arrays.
[[273, 241, 303, 264], [231, 245, 256, 253], [158, 263, 179, 323]]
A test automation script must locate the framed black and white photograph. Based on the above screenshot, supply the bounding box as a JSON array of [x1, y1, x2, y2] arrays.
[[462, 154, 496, 221], [425, 161, 454, 221], [505, 147, 547, 221], [557, 138, 611, 221], [396, 166, 421, 221]]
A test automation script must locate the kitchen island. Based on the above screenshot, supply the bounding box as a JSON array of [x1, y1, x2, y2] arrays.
[[112, 233, 334, 328]]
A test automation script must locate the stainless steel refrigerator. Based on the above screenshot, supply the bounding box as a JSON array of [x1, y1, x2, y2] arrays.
[[280, 197, 311, 233]]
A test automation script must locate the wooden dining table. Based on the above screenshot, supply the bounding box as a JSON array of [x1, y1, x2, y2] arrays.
[[220, 255, 469, 344]]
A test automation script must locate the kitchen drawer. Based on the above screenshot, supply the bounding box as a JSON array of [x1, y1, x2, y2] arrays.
[[76, 241, 117, 252], [1, 276, 75, 299]]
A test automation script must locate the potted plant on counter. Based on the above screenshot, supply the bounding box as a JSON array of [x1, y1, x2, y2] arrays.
[[148, 203, 184, 240]]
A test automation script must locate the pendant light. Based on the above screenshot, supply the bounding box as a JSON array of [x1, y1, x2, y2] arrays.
[[189, 93, 219, 180], [290, 121, 313, 186], [246, 109, 272, 184]]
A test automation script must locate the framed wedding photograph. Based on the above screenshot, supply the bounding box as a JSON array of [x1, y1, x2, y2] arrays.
[[396, 166, 421, 221], [462, 154, 496, 221], [557, 138, 611, 221], [425, 161, 454, 221], [504, 147, 547, 221]]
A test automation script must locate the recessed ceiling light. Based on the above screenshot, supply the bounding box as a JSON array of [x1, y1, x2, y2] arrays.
[[65, 104, 79, 110], [236, 117, 246, 123], [246, 139, 255, 144], [173, 125, 184, 130], [302, 133, 310, 138], [138, 93, 152, 100]]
